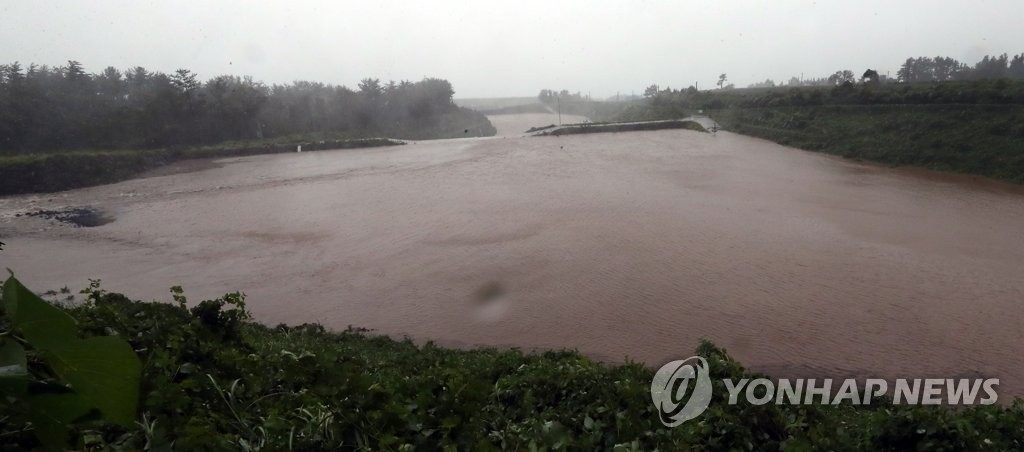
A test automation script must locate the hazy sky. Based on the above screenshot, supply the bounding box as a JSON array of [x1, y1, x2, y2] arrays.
[[2, 0, 1020, 98]]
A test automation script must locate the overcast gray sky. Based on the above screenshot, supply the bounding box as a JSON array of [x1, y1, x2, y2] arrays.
[[2, 0, 1020, 98]]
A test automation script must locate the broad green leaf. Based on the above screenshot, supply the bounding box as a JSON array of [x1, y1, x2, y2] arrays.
[[44, 336, 142, 426], [2, 275, 142, 426], [0, 339, 29, 395], [3, 276, 78, 350], [28, 392, 95, 451]]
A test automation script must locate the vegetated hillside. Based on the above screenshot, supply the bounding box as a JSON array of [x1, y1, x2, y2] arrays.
[[2, 277, 1023, 450], [0, 60, 495, 194], [393, 106, 497, 140], [717, 104, 1024, 182], [619, 80, 1024, 182]]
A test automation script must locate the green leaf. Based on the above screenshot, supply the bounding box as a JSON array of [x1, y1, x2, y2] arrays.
[[2, 275, 142, 426], [0, 338, 29, 395], [3, 275, 78, 350], [27, 392, 96, 451], [442, 416, 461, 429], [44, 336, 142, 425]]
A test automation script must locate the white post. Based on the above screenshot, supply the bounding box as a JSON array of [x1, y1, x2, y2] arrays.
[[297, 145, 302, 153]]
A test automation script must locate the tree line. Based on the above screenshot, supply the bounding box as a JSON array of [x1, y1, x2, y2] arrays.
[[744, 53, 1024, 89], [625, 52, 1024, 119], [534, 89, 630, 122], [0, 61, 487, 154], [895, 53, 1024, 83], [617, 77, 1024, 124]]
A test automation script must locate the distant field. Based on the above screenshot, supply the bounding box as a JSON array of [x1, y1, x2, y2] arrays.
[[455, 97, 538, 110]]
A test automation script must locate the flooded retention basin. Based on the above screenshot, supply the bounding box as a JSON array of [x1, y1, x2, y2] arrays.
[[2, 115, 1024, 396]]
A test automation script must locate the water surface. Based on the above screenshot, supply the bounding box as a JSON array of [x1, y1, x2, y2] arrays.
[[2, 117, 1023, 396]]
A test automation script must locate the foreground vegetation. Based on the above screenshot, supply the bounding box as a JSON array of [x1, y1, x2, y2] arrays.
[[2, 275, 1023, 450], [621, 80, 1024, 182]]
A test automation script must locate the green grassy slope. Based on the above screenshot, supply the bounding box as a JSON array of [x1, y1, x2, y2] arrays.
[[714, 104, 1024, 182], [618, 81, 1024, 183]]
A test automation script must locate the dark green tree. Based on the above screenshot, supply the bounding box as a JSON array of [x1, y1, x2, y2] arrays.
[[861, 69, 880, 85]]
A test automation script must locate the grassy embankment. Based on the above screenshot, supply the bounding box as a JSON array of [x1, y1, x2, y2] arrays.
[[398, 106, 498, 140], [2, 279, 1023, 450], [0, 107, 496, 196], [715, 105, 1024, 182], [620, 80, 1024, 182], [0, 137, 403, 196]]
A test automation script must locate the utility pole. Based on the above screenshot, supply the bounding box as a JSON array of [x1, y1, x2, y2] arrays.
[[557, 95, 562, 126]]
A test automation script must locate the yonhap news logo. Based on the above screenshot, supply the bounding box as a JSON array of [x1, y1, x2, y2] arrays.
[[650, 357, 714, 427], [650, 356, 1000, 427]]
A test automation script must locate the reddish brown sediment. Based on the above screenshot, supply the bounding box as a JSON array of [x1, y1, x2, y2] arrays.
[[2, 115, 1023, 397]]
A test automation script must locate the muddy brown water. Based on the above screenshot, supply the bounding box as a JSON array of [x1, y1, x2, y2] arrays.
[[2, 113, 1024, 397]]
